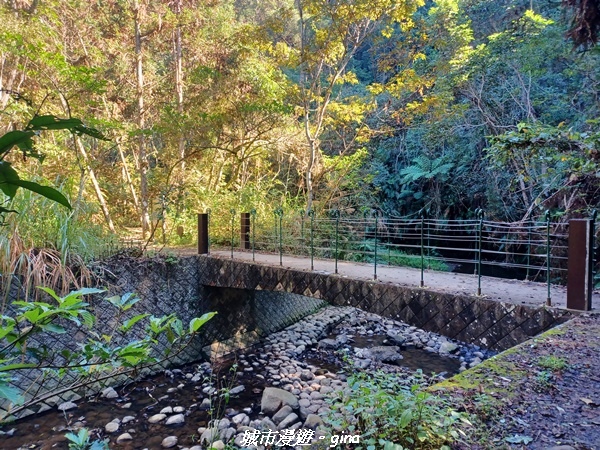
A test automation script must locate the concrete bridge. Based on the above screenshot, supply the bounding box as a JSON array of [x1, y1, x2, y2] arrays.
[[193, 251, 578, 352]]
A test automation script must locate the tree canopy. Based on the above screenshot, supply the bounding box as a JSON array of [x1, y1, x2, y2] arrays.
[[1, 0, 599, 250]]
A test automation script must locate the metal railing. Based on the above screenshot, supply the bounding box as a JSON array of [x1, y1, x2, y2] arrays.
[[200, 208, 588, 302]]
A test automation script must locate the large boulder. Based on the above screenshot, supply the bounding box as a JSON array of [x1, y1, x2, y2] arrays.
[[261, 387, 299, 415]]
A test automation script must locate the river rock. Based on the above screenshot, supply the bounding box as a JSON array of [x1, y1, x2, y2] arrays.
[[439, 341, 459, 354], [116, 433, 133, 444], [261, 387, 299, 415], [358, 345, 403, 363], [161, 436, 178, 448], [210, 440, 225, 450], [278, 412, 299, 429], [160, 406, 173, 414], [260, 417, 277, 430], [317, 338, 340, 350], [304, 414, 324, 429], [229, 385, 245, 395], [232, 413, 250, 426], [165, 414, 185, 425], [101, 387, 119, 399], [148, 414, 167, 423], [200, 427, 219, 444], [272, 405, 294, 425], [105, 420, 119, 433]]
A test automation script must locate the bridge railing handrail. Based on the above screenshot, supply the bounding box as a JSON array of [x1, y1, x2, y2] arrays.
[[207, 209, 591, 301]]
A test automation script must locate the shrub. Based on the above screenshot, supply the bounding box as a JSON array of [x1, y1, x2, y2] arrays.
[[325, 370, 471, 450]]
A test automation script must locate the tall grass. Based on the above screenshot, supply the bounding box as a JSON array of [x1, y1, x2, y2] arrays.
[[0, 186, 117, 302]]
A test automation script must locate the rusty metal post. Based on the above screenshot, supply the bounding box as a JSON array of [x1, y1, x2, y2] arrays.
[[197, 213, 209, 254], [240, 212, 251, 250], [567, 218, 594, 311]]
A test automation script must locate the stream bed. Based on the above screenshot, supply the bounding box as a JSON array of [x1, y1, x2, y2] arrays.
[[0, 306, 494, 450]]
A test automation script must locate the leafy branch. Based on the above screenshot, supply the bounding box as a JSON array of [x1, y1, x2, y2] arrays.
[[0, 114, 107, 215], [0, 287, 215, 421]]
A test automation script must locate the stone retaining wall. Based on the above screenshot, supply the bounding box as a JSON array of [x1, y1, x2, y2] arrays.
[[0, 255, 325, 420], [199, 256, 574, 351]]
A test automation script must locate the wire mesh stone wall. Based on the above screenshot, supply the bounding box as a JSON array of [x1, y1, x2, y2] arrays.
[[199, 255, 575, 352], [0, 254, 327, 420]]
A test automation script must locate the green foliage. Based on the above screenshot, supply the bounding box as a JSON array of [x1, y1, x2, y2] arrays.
[[65, 428, 109, 450], [326, 369, 471, 449], [0, 114, 106, 216], [0, 287, 215, 421], [537, 355, 568, 371]]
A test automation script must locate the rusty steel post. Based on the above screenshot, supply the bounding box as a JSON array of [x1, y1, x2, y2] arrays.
[[197, 213, 209, 254], [567, 219, 594, 311], [240, 212, 251, 250]]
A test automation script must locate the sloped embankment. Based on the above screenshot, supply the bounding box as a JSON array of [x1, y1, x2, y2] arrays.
[[435, 314, 600, 449]]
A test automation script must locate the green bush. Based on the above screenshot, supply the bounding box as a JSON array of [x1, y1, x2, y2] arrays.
[[325, 370, 471, 450]]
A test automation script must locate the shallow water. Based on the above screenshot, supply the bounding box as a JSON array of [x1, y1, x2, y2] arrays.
[[349, 334, 462, 375], [1, 363, 264, 450]]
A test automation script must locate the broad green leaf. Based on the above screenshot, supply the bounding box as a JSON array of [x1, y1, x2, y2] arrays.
[[399, 409, 412, 428], [0, 382, 23, 405], [0, 130, 34, 155], [8, 179, 71, 209], [28, 115, 84, 131], [35, 286, 62, 302], [74, 125, 108, 140], [120, 314, 149, 333], [189, 312, 217, 333], [67, 287, 106, 297], [0, 162, 20, 198], [39, 323, 67, 334]]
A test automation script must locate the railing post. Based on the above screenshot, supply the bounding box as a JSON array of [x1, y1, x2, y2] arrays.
[[300, 209, 305, 255], [207, 208, 211, 254], [275, 207, 283, 266], [197, 213, 209, 254], [476, 208, 484, 296], [420, 212, 425, 287], [545, 210, 551, 306], [363, 209, 369, 263], [526, 222, 532, 281], [374, 215, 378, 280], [566, 212, 595, 311], [332, 210, 340, 274], [250, 209, 257, 262], [387, 218, 391, 266], [240, 212, 250, 250], [230, 208, 236, 259], [308, 209, 315, 270]]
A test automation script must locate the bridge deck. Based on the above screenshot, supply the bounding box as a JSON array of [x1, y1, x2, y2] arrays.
[[194, 249, 600, 312]]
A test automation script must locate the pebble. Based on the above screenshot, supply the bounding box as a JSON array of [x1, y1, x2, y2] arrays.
[[161, 436, 178, 448], [116, 433, 133, 443], [105, 421, 119, 433], [57, 401, 77, 411], [148, 414, 167, 423], [165, 414, 185, 425]]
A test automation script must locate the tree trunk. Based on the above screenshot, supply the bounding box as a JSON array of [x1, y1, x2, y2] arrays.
[[134, 0, 151, 237], [74, 137, 116, 232], [117, 139, 140, 211], [174, 0, 186, 177]]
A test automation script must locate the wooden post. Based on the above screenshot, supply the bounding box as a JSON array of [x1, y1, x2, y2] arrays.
[[240, 213, 251, 250], [567, 219, 593, 311], [198, 213, 209, 254]]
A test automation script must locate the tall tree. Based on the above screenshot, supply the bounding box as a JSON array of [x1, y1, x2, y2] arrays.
[[288, 0, 424, 212]]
